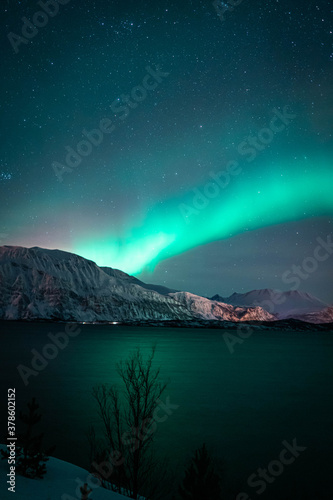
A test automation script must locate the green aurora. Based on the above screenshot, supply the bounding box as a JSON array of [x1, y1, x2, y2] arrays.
[[74, 159, 333, 274]]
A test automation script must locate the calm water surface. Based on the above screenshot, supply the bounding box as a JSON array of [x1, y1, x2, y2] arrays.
[[1, 322, 333, 499]]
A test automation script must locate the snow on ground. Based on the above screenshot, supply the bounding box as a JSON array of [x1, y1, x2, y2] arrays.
[[0, 444, 125, 500]]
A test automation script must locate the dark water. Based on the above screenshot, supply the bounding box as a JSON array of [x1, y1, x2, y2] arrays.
[[1, 322, 333, 499]]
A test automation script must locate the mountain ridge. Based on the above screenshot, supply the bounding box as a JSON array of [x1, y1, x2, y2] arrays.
[[0, 246, 331, 324]]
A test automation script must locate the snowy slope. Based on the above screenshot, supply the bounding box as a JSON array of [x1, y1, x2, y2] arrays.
[[170, 292, 275, 322], [0, 444, 125, 500], [0, 246, 192, 322], [213, 289, 329, 319]]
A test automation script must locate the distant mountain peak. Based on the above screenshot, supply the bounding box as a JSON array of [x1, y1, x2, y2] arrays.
[[212, 288, 329, 319]]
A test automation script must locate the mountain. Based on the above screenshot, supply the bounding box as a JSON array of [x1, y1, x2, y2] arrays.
[[170, 292, 275, 322], [0, 246, 277, 324], [289, 307, 333, 324], [3, 246, 328, 324], [212, 289, 329, 319], [0, 246, 192, 322]]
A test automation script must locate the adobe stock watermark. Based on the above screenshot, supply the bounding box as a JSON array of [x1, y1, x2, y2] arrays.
[[17, 323, 81, 386], [52, 65, 170, 182], [8, 0, 71, 54], [282, 235, 333, 289], [61, 396, 179, 500], [236, 438, 307, 499], [223, 233, 333, 354], [179, 106, 296, 223], [213, 0, 245, 23], [237, 107, 296, 162]]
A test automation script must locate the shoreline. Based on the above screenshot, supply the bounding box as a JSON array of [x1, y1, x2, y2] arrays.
[[1, 318, 333, 331]]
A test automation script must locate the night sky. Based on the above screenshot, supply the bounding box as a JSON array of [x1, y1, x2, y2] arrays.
[[1, 0, 332, 302]]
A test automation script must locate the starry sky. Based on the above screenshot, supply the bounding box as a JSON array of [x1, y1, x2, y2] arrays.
[[1, 0, 332, 302]]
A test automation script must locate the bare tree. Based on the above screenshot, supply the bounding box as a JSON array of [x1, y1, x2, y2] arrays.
[[91, 346, 168, 499]]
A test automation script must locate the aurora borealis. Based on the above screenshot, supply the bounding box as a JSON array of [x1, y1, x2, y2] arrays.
[[1, 0, 332, 301], [75, 159, 333, 274]]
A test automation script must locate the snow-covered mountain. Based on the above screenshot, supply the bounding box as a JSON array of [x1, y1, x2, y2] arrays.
[[212, 289, 329, 320], [0, 246, 277, 324], [289, 307, 333, 324], [170, 292, 275, 322], [0, 246, 192, 322]]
